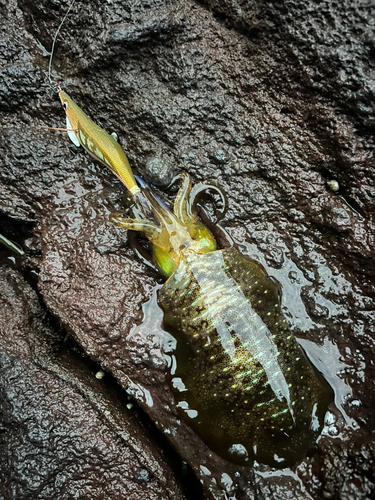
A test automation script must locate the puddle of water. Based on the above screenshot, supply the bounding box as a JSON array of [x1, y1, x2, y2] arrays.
[[299, 336, 359, 431]]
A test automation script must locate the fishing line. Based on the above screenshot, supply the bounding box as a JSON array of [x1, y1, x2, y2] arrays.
[[48, 0, 77, 92]]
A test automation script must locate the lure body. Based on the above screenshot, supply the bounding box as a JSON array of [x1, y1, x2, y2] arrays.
[[54, 92, 331, 467], [59, 90, 140, 195]]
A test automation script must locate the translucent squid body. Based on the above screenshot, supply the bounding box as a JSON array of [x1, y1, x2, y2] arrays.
[[56, 89, 332, 467]]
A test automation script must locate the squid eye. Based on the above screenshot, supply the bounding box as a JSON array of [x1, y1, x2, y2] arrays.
[[62, 101, 68, 110]]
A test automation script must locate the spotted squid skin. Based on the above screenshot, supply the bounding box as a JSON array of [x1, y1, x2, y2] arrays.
[[109, 174, 332, 467], [160, 246, 332, 467]]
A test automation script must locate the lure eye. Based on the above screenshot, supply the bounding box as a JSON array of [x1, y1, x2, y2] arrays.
[[62, 101, 68, 110]]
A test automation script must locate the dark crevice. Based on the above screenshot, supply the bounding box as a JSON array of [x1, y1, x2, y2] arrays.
[[0, 213, 34, 250], [194, 0, 262, 39]]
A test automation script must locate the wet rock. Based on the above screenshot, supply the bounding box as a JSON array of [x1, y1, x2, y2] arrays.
[[301, 286, 330, 321], [109, 13, 176, 45], [145, 156, 175, 188], [211, 148, 228, 165], [0, 265, 184, 500], [264, 245, 285, 269], [325, 206, 353, 233], [0, 0, 374, 498]]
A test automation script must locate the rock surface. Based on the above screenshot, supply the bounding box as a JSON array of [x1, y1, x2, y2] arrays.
[[0, 265, 185, 500], [0, 0, 374, 499]]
